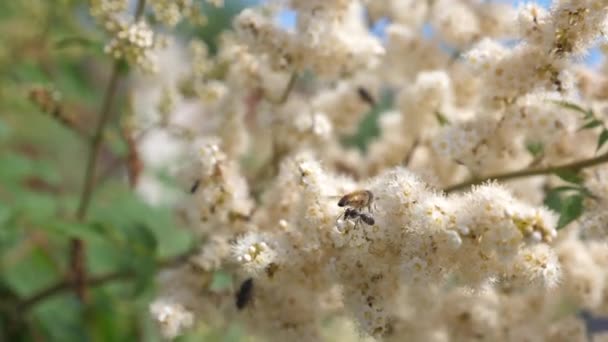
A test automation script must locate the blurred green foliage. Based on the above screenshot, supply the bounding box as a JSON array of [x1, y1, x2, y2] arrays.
[[0, 1, 250, 340], [342, 89, 395, 153]]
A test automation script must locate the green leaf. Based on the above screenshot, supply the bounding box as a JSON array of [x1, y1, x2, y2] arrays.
[[579, 119, 603, 130], [123, 224, 158, 296], [341, 89, 395, 153], [89, 187, 191, 258], [550, 100, 593, 119], [597, 129, 608, 151], [0, 152, 35, 182], [131, 261, 156, 297], [544, 189, 563, 212], [10, 61, 50, 83], [554, 169, 583, 184], [1, 248, 60, 297], [525, 141, 544, 157], [46, 221, 106, 243], [0, 118, 10, 142], [14, 191, 59, 225], [126, 223, 158, 257], [556, 195, 584, 229], [0, 205, 13, 227], [32, 296, 88, 341]]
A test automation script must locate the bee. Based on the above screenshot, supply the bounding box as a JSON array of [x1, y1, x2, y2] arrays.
[[338, 190, 374, 213], [341, 207, 375, 226], [235, 278, 254, 310], [357, 87, 376, 106]]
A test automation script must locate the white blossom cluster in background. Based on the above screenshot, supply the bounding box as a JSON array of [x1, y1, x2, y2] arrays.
[[90, 0, 210, 72], [89, 0, 608, 340]]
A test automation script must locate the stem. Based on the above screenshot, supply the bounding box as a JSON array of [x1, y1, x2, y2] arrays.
[[19, 248, 196, 312], [134, 0, 147, 19], [403, 138, 420, 167], [75, 62, 122, 220], [444, 152, 608, 193], [267, 71, 297, 104], [69, 0, 147, 302], [68, 60, 122, 302]]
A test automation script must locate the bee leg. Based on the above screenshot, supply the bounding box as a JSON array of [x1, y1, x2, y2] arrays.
[[335, 210, 346, 223]]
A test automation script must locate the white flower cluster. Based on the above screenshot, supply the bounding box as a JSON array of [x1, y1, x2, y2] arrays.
[[91, 0, 202, 72], [134, 0, 608, 340], [188, 138, 254, 229], [153, 148, 583, 339], [149, 299, 194, 339], [104, 19, 161, 73], [149, 0, 205, 27], [466, 0, 608, 106], [234, 1, 384, 77]]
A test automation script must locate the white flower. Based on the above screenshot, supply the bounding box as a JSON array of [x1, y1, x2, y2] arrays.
[[149, 299, 194, 339], [232, 232, 278, 274]]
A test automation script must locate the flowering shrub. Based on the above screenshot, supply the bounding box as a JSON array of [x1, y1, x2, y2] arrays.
[[136, 1, 608, 340], [4, 0, 608, 341]]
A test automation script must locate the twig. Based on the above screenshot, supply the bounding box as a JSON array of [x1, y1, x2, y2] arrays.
[[75, 62, 122, 220], [134, 0, 147, 18], [28, 86, 89, 139], [266, 71, 298, 104], [403, 138, 420, 167], [97, 124, 154, 186], [19, 247, 196, 312], [68, 61, 122, 302], [122, 126, 143, 188], [444, 152, 608, 193], [70, 0, 147, 303], [96, 123, 195, 186]]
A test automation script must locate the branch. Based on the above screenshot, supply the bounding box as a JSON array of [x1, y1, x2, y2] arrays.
[[19, 247, 196, 312], [68, 61, 122, 302], [76, 0, 147, 220], [75, 62, 122, 220], [134, 0, 147, 18], [70, 0, 147, 302], [28, 86, 89, 139], [444, 152, 608, 193], [266, 71, 298, 104], [402, 138, 420, 167]]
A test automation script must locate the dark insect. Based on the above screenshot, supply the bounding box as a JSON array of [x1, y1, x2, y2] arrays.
[[357, 87, 376, 106], [359, 212, 375, 225], [190, 179, 200, 194], [235, 278, 254, 310], [343, 207, 360, 220], [341, 207, 375, 226]]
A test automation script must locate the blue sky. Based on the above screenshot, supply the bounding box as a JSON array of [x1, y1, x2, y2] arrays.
[[275, 0, 603, 67]]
